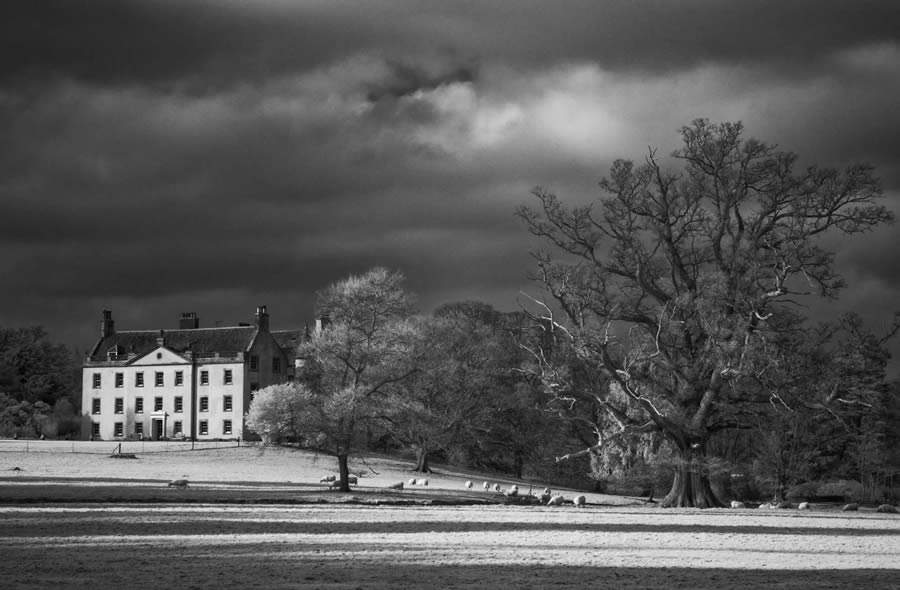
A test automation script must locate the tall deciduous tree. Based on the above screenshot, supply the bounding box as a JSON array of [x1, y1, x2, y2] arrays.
[[517, 119, 894, 507], [297, 267, 418, 491]]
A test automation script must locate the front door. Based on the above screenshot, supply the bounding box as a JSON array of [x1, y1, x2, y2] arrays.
[[152, 419, 163, 440]]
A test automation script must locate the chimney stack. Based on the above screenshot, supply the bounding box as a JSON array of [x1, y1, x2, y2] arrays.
[[314, 316, 330, 334], [255, 305, 269, 332], [100, 310, 115, 339], [179, 312, 200, 329]]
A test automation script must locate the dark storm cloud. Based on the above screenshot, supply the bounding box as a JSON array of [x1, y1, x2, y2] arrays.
[[1, 0, 899, 372], [4, 0, 900, 88]]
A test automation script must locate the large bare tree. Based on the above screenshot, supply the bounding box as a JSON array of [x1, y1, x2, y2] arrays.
[[517, 119, 894, 507]]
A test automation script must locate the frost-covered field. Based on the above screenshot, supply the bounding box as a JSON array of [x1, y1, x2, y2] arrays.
[[0, 444, 898, 589]]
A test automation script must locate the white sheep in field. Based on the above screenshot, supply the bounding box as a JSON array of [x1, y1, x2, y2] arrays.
[[730, 500, 746, 509], [505, 485, 519, 498], [547, 495, 565, 506], [465, 481, 473, 489], [319, 475, 337, 483], [798, 502, 810, 510], [386, 481, 404, 491], [420, 478, 429, 486], [543, 488, 552, 496], [168, 479, 189, 489], [573, 495, 586, 508], [493, 483, 502, 493], [483, 481, 490, 491], [408, 478, 418, 487]]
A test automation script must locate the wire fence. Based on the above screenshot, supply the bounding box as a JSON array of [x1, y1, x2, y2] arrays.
[[0, 439, 254, 455]]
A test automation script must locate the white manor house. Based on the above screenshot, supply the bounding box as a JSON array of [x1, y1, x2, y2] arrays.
[[82, 307, 304, 441]]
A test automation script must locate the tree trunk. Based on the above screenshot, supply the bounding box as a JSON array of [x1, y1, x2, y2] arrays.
[[414, 445, 432, 473], [337, 453, 351, 492], [661, 445, 722, 508]]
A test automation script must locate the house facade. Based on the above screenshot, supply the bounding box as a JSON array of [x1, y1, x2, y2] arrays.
[[82, 307, 304, 441]]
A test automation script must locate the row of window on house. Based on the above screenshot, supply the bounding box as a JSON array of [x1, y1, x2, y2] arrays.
[[91, 419, 234, 438], [91, 394, 236, 415], [91, 363, 280, 389]]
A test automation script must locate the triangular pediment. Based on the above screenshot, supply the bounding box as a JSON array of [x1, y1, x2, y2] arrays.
[[128, 346, 189, 366]]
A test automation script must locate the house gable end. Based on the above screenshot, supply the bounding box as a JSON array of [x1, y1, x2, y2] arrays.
[[128, 346, 190, 366]]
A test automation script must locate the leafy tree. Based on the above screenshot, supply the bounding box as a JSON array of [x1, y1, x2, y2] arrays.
[[384, 308, 504, 473], [517, 119, 894, 507], [245, 382, 313, 444], [296, 267, 418, 491], [0, 326, 77, 405]]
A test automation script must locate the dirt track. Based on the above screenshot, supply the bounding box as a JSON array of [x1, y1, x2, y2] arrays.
[[1, 504, 898, 589]]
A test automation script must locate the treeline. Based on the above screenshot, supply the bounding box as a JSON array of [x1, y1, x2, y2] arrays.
[[247, 267, 900, 503], [0, 326, 84, 439]]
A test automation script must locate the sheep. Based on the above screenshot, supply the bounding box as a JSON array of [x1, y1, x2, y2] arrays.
[[408, 478, 418, 487], [465, 481, 473, 489], [758, 502, 773, 509], [505, 485, 519, 498], [386, 481, 404, 491], [776, 501, 792, 509], [319, 475, 337, 483], [420, 478, 429, 486], [730, 500, 746, 509], [876, 504, 897, 514], [493, 483, 502, 493], [543, 488, 552, 496], [798, 502, 810, 510], [328, 477, 358, 490], [841, 503, 859, 512], [547, 495, 565, 506], [168, 479, 189, 489], [482, 481, 490, 491], [573, 495, 586, 508]]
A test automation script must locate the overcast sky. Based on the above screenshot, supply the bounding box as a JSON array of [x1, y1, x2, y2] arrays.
[[2, 1, 899, 373]]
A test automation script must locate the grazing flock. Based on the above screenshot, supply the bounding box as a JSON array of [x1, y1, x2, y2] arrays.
[[313, 471, 591, 507]]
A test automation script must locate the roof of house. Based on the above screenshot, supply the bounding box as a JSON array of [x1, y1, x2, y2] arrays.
[[271, 329, 306, 357], [89, 326, 258, 359]]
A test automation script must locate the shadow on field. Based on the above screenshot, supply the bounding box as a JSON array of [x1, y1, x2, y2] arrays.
[[0, 554, 896, 590], [3, 515, 898, 538]]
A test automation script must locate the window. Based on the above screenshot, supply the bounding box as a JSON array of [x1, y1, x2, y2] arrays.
[[115, 372, 123, 388], [199, 420, 208, 436], [136, 372, 144, 387], [114, 398, 123, 414], [273, 357, 281, 373], [174, 396, 183, 413], [135, 422, 143, 436], [200, 370, 209, 385], [135, 397, 144, 413], [224, 369, 232, 384], [250, 355, 259, 371], [91, 399, 101, 415], [223, 419, 232, 435], [173, 420, 183, 435], [154, 397, 163, 412], [175, 371, 183, 386], [200, 396, 209, 412], [92, 373, 101, 389], [92, 422, 100, 437], [114, 422, 123, 437], [155, 372, 164, 387], [224, 395, 233, 412]]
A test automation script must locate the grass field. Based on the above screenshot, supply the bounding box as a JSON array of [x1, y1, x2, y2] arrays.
[[1, 443, 898, 589]]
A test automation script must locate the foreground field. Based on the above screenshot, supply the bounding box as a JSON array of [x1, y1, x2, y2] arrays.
[[1, 504, 898, 589], [1, 444, 898, 588]]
